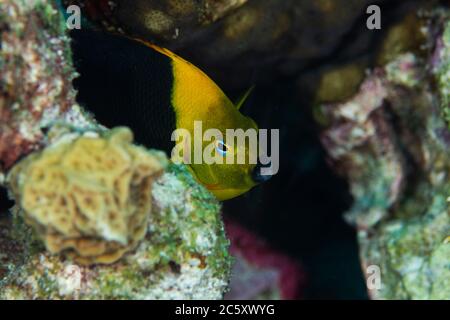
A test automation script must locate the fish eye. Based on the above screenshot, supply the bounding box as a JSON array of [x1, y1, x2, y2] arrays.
[[216, 140, 228, 156]]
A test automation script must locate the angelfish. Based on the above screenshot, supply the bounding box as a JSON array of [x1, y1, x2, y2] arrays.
[[71, 29, 272, 200]]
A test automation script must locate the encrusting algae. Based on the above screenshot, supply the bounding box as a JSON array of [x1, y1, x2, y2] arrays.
[[7, 127, 164, 265]]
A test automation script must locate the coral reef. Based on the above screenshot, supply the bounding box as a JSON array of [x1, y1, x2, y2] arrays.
[[318, 10, 450, 299], [7, 127, 164, 265], [2, 0, 448, 301], [0, 163, 231, 299], [0, 0, 231, 299], [0, 0, 77, 174]]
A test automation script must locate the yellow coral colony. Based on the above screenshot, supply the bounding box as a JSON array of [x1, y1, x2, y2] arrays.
[[7, 127, 163, 265]]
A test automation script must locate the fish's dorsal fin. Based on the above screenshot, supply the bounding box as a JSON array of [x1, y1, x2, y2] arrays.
[[235, 85, 255, 110], [135, 39, 196, 69]]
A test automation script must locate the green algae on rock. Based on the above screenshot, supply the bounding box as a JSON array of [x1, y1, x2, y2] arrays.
[[0, 162, 231, 299], [360, 194, 449, 299], [315, 61, 367, 103], [319, 9, 450, 300], [376, 12, 425, 67]]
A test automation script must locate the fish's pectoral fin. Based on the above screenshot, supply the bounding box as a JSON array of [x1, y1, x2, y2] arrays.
[[235, 85, 255, 110]]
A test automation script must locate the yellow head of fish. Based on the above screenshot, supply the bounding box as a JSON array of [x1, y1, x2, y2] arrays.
[[71, 29, 274, 200]]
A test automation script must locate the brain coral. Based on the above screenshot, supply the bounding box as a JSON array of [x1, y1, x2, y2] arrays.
[[7, 127, 163, 265]]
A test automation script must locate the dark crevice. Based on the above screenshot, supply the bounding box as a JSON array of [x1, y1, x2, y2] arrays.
[[223, 81, 364, 299], [383, 101, 425, 209], [221, 0, 432, 300], [298, 0, 425, 75], [0, 186, 14, 216]]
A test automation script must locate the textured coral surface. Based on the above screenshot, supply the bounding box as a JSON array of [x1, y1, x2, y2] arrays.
[[0, 164, 231, 299], [8, 127, 163, 265]]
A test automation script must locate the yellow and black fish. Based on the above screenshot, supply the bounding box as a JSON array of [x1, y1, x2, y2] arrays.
[[71, 29, 271, 200]]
